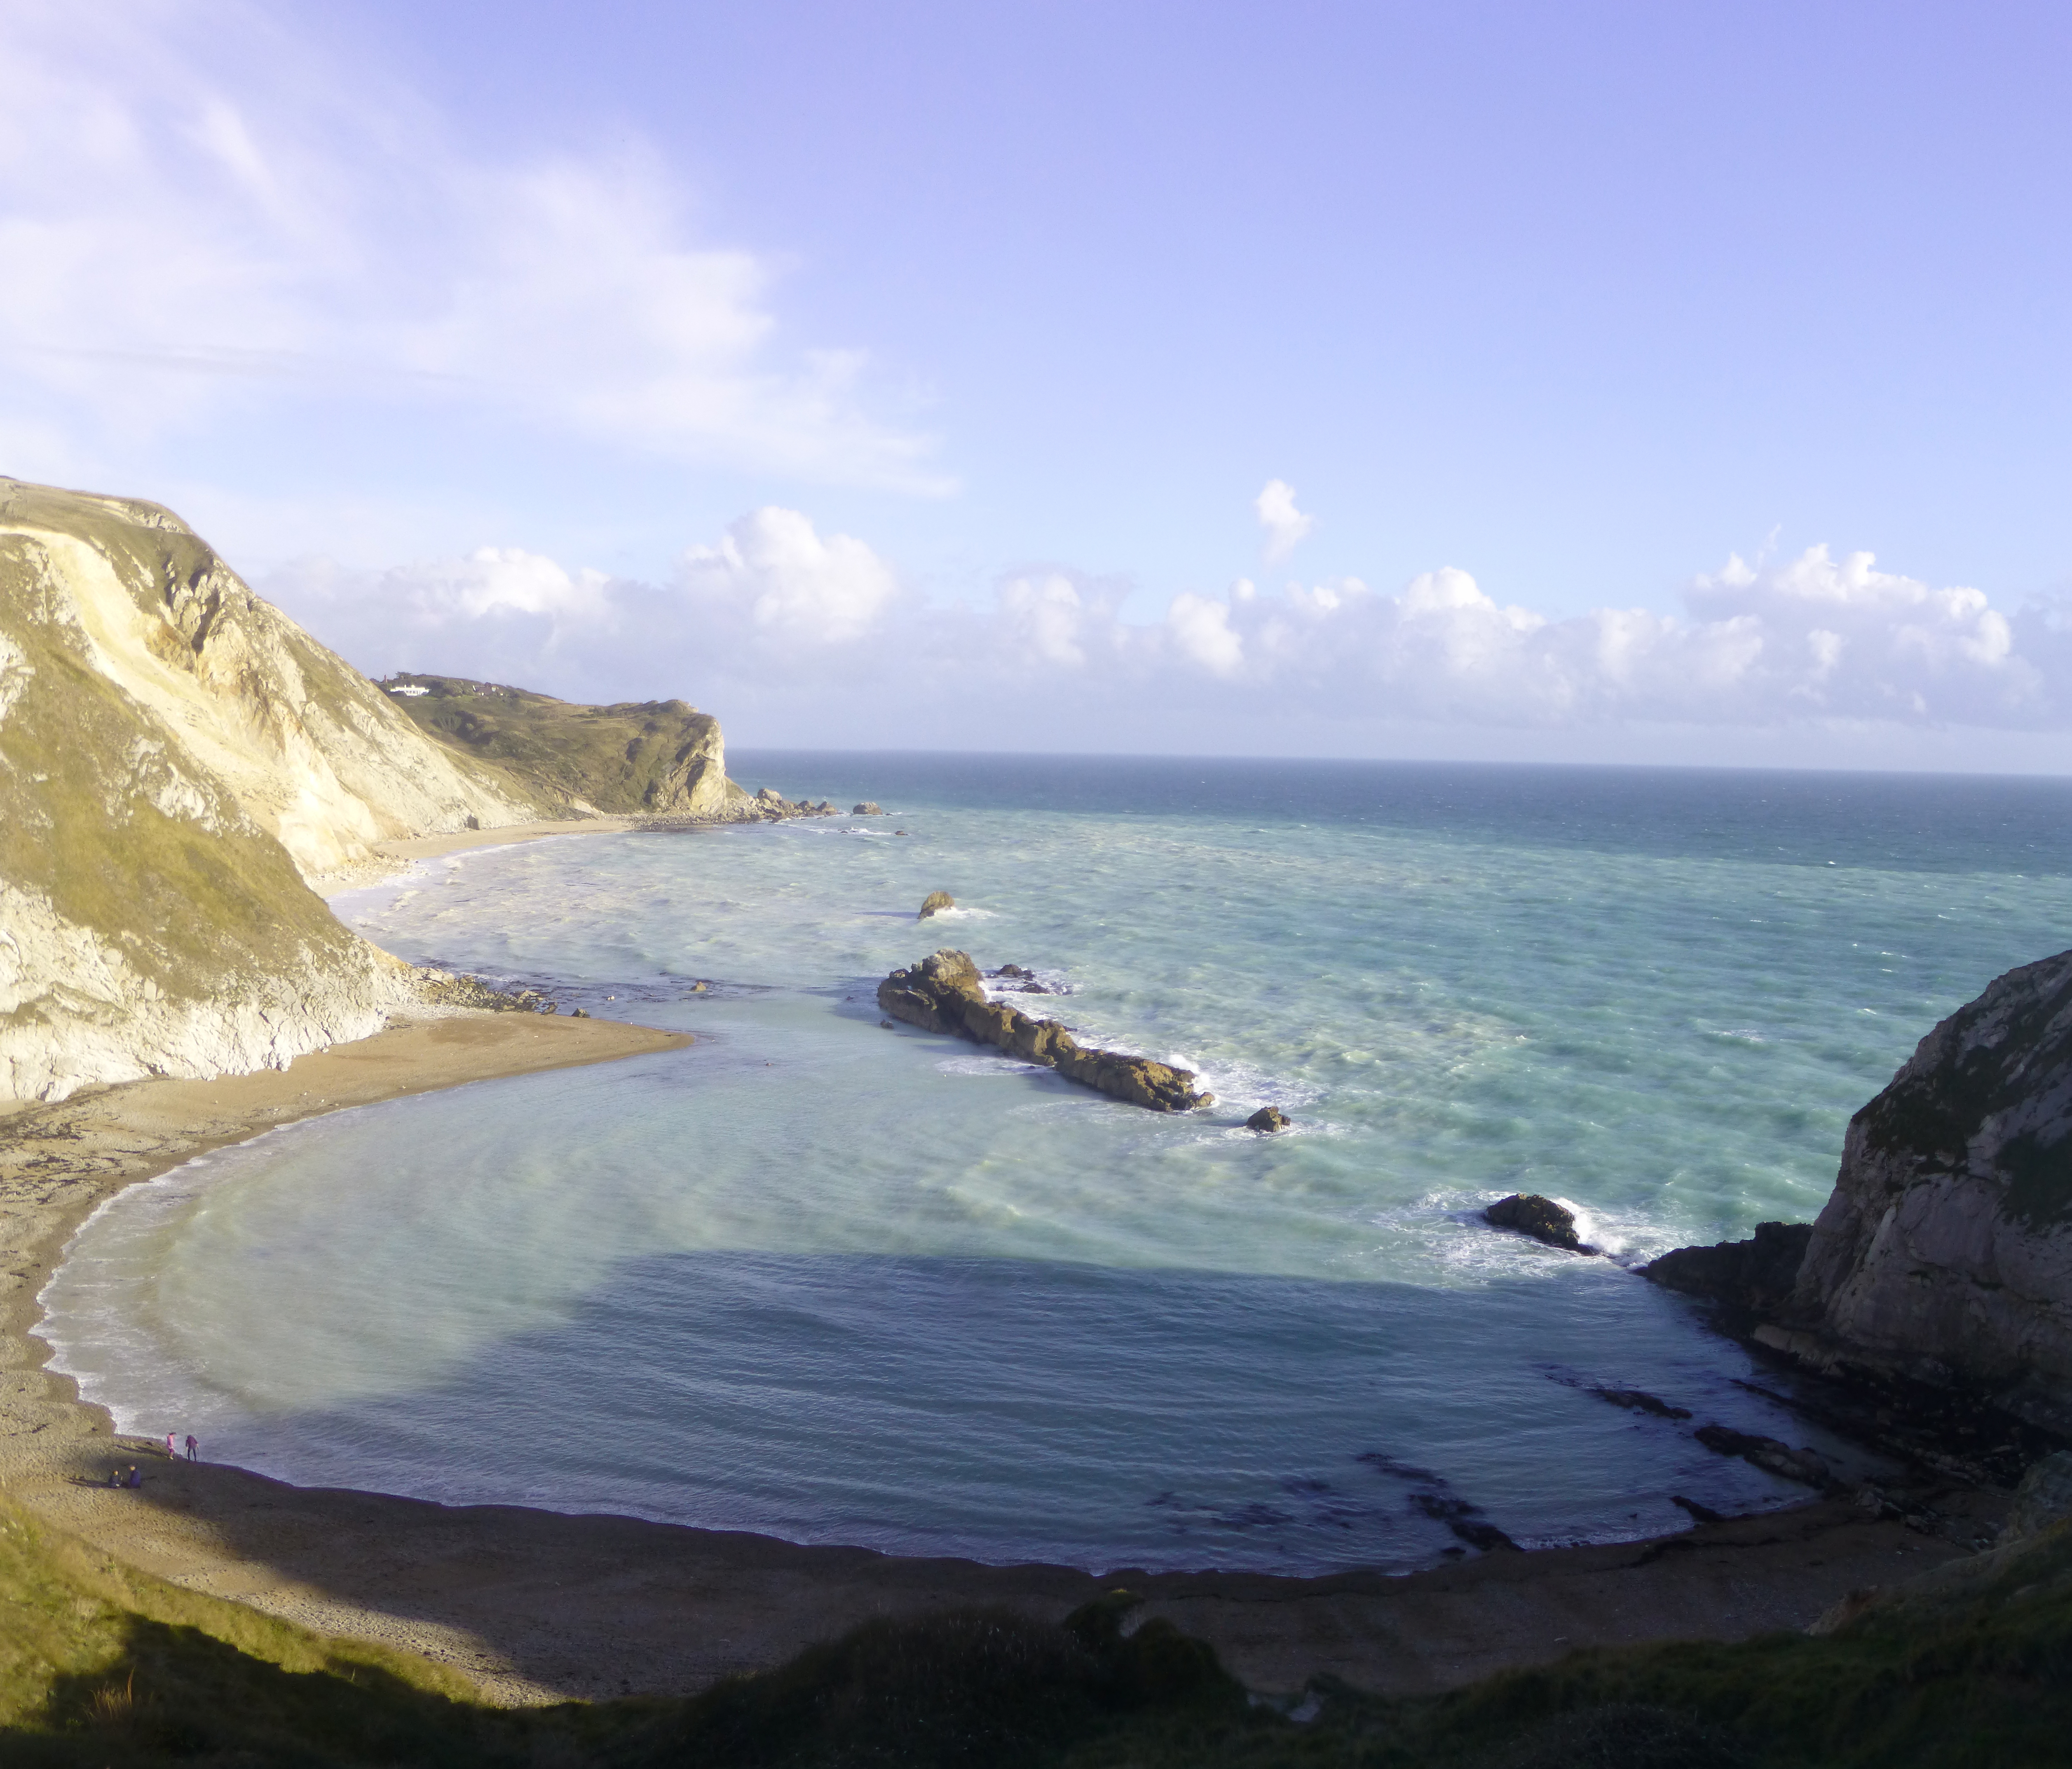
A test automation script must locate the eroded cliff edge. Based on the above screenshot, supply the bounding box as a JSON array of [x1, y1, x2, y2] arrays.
[[0, 477, 739, 1104], [1648, 948, 2072, 1441]]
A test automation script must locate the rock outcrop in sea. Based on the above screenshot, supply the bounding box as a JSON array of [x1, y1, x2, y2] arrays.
[[877, 949, 1214, 1112], [1485, 1193, 1597, 1254], [918, 891, 955, 920], [1645, 948, 2072, 1438]]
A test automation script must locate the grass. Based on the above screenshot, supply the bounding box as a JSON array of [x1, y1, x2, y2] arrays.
[[2, 1487, 2070, 1769], [382, 675, 738, 816]]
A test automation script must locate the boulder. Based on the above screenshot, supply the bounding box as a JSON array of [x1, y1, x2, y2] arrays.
[[918, 890, 956, 920], [853, 802, 884, 815], [874, 949, 1213, 1112], [1483, 1193, 1596, 1254], [1245, 1106, 1291, 1132]]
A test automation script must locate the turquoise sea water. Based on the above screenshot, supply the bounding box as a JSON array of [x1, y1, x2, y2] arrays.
[[41, 758, 2072, 1573]]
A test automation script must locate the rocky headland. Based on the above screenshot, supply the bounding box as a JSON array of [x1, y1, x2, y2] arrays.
[[1644, 946, 2072, 1473], [0, 476, 869, 1105], [877, 948, 1214, 1112]]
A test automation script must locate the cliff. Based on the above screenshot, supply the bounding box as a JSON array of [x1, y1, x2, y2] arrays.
[[0, 479, 551, 1104], [1646, 949, 2072, 1440], [1760, 949, 2072, 1434], [380, 675, 745, 818]]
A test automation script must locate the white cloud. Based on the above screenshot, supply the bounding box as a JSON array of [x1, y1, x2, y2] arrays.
[[679, 508, 901, 644], [262, 520, 2070, 766], [1254, 479, 1313, 565], [1165, 592, 1244, 676], [0, 0, 944, 489]]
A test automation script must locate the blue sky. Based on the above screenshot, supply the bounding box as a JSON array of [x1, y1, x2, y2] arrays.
[[6, 1, 2071, 763]]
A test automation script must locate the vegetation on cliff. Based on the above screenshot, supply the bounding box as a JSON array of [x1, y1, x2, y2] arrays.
[[380, 674, 745, 818]]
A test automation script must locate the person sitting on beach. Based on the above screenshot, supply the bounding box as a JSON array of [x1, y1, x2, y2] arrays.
[[125, 1466, 142, 1488], [106, 1467, 120, 1488]]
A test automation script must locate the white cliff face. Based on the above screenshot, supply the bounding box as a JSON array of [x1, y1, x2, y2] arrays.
[[0, 478, 552, 1103], [1, 481, 546, 883], [1779, 949, 2072, 1433]]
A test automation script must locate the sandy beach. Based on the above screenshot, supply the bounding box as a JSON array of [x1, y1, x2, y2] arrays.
[[0, 987, 2000, 1707], [0, 820, 2008, 1703]]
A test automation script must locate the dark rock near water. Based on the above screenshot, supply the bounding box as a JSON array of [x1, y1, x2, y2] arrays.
[[1772, 948, 2072, 1436], [1692, 1424, 1839, 1493], [1671, 1494, 1728, 1525], [1643, 949, 2072, 1449], [1484, 1193, 1596, 1254], [1642, 1221, 1812, 1315], [1590, 1386, 1693, 1421], [1245, 1106, 1291, 1133], [875, 949, 1214, 1112], [918, 891, 956, 920]]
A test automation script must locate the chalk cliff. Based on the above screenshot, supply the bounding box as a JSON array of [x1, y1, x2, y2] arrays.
[[1761, 949, 2072, 1434], [0, 479, 556, 1103], [1647, 949, 2072, 1439]]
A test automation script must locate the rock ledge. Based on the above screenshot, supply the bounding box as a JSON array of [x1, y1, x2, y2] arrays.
[[877, 949, 1213, 1113]]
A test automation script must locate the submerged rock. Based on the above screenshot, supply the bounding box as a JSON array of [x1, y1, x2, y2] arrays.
[[1484, 1193, 1596, 1254], [1245, 1106, 1291, 1133], [875, 949, 1214, 1113], [1693, 1424, 1838, 1493], [918, 890, 956, 920]]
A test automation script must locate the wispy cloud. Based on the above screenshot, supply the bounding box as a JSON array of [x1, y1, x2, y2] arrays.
[[0, 0, 947, 490]]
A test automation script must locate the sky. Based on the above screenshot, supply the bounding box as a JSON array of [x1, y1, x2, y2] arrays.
[[5, 0, 2072, 766]]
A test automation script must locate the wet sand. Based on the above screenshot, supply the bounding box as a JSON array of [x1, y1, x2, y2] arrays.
[[0, 1012, 1993, 1707]]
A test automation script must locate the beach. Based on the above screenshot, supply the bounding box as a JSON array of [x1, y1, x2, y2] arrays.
[[0, 983, 1994, 1701]]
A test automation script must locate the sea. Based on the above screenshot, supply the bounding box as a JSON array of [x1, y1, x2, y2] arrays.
[[39, 756, 2072, 1575]]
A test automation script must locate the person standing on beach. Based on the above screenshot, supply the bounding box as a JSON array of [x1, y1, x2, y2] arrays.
[[166, 1431, 177, 1458], [184, 1434, 198, 1461]]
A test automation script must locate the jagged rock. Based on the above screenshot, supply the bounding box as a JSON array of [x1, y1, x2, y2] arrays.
[[1246, 1106, 1291, 1132], [875, 949, 1213, 1112], [918, 891, 956, 920], [853, 802, 884, 815], [1763, 949, 2072, 1434], [1642, 1221, 1813, 1314], [1484, 1193, 1596, 1254]]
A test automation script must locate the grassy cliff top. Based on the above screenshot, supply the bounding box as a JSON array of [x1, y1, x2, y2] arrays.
[[379, 675, 741, 817]]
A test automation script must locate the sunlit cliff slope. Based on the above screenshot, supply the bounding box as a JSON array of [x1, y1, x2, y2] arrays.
[[0, 478, 555, 1103]]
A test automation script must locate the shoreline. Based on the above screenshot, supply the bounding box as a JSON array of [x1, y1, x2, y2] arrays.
[[0, 1012, 2000, 1706]]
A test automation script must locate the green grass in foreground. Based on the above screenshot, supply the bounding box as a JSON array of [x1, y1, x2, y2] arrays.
[[2, 1493, 2069, 1768]]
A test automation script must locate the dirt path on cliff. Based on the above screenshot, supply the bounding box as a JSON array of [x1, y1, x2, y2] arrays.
[[0, 1015, 2000, 1707]]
